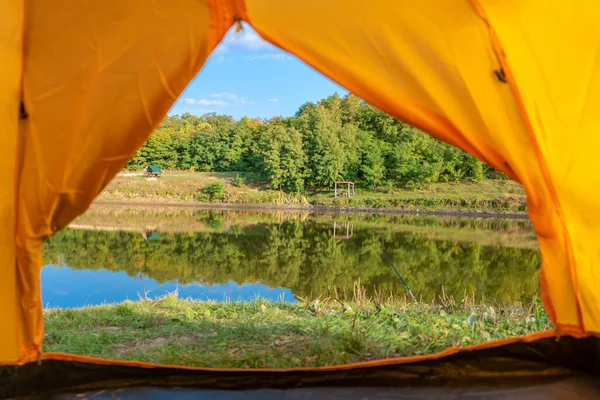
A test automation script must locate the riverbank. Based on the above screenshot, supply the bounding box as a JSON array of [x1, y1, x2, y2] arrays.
[[43, 291, 550, 368], [98, 172, 527, 215]]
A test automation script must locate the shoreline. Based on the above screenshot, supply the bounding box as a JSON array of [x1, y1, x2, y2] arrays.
[[93, 199, 529, 220]]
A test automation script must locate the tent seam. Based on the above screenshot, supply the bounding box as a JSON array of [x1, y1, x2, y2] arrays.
[[14, 0, 28, 364]]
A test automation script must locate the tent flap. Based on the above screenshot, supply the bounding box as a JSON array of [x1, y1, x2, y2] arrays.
[[473, 0, 600, 333], [0, 0, 22, 364], [9, 0, 220, 363], [244, 0, 590, 331]]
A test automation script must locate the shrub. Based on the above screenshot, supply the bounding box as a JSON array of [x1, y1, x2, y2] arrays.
[[232, 174, 246, 187], [382, 180, 395, 193], [203, 181, 226, 200]]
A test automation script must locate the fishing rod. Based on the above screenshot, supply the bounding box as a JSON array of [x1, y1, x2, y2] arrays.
[[375, 242, 417, 302]]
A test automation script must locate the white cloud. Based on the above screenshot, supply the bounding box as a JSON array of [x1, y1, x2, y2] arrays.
[[209, 24, 293, 64], [198, 99, 227, 106], [178, 93, 255, 109], [180, 98, 227, 107], [210, 93, 239, 100], [210, 93, 255, 106], [246, 53, 291, 61], [168, 105, 215, 116], [268, 98, 279, 103], [213, 23, 272, 55]]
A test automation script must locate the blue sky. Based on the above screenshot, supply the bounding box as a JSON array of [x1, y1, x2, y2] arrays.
[[168, 23, 347, 120]]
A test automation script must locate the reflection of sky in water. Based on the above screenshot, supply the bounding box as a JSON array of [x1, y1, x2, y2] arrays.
[[41, 265, 296, 309]]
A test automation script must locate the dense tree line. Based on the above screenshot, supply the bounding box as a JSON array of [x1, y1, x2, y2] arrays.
[[44, 220, 540, 303], [127, 94, 503, 190]]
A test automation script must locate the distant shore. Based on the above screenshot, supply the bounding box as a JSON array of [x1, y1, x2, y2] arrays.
[[96, 172, 528, 218], [94, 199, 529, 219]]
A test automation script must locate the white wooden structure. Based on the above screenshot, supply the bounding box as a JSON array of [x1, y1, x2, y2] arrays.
[[334, 181, 355, 197]]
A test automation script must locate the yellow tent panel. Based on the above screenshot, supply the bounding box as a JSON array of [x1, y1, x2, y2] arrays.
[[3, 0, 216, 364], [0, 0, 21, 365], [1, 0, 599, 396], [245, 0, 588, 332], [476, 0, 600, 332]]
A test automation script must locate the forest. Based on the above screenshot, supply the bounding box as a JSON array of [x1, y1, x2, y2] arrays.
[[127, 93, 504, 191]]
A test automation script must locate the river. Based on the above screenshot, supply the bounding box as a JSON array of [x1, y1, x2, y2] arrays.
[[41, 205, 540, 308]]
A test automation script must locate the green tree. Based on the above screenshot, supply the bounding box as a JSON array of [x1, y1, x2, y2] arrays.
[[340, 93, 362, 125], [358, 133, 386, 188], [357, 105, 400, 139], [303, 105, 345, 187], [338, 123, 361, 181], [124, 91, 502, 191], [386, 127, 444, 187], [259, 123, 307, 191]]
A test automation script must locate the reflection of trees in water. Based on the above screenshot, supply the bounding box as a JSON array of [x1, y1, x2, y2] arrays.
[[44, 219, 541, 303], [75, 207, 535, 237]]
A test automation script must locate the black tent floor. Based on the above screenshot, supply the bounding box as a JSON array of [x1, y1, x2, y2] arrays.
[[48, 376, 600, 400]]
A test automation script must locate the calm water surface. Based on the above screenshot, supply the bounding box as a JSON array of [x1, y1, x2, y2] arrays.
[[42, 206, 540, 308]]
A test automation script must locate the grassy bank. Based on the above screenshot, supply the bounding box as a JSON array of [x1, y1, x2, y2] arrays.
[[98, 172, 527, 214], [44, 290, 550, 369]]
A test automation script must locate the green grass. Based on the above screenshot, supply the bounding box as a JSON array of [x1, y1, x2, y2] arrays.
[[98, 172, 527, 213], [311, 180, 525, 212], [43, 289, 550, 369]]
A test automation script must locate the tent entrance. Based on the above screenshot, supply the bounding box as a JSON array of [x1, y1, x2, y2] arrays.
[[2, 335, 600, 398]]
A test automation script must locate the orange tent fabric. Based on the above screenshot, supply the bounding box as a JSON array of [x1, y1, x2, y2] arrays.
[[0, 0, 599, 365]]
